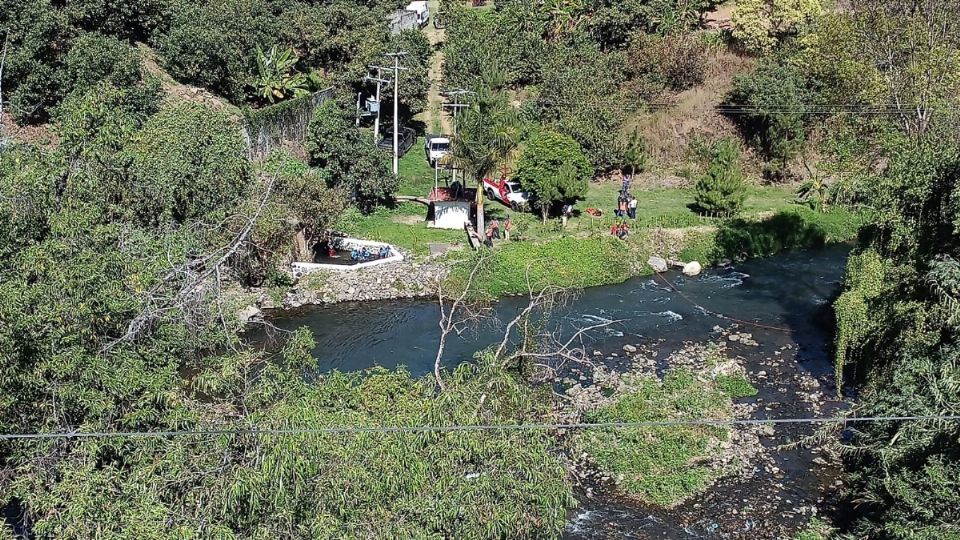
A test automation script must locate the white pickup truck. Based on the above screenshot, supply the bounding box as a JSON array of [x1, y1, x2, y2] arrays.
[[425, 135, 451, 167]]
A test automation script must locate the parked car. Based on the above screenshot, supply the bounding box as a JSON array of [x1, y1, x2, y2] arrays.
[[425, 134, 451, 167], [483, 175, 531, 211], [406, 1, 429, 27], [378, 127, 417, 158]]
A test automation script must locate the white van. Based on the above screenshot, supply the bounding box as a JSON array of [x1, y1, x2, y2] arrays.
[[406, 1, 429, 28]]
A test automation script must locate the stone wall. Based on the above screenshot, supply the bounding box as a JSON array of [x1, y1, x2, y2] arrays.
[[267, 257, 449, 308]]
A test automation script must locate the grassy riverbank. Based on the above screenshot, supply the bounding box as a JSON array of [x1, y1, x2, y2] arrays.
[[445, 205, 863, 299], [324, 146, 864, 300]]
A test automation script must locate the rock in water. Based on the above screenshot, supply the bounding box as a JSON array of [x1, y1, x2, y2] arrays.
[[682, 261, 703, 276], [648, 256, 668, 273], [237, 305, 262, 323], [623, 344, 637, 353]]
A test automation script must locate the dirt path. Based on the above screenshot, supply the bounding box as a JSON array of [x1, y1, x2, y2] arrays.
[[417, 0, 450, 134]]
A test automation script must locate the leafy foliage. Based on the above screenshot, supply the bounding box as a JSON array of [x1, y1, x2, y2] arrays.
[[732, 0, 824, 54], [627, 32, 708, 92], [534, 39, 629, 171], [120, 104, 249, 227], [832, 135, 960, 537], [728, 60, 814, 174], [306, 99, 395, 209], [694, 139, 747, 216], [515, 130, 591, 220], [254, 45, 311, 104]]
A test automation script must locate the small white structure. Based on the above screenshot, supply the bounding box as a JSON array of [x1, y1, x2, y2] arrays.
[[430, 201, 471, 229], [291, 237, 403, 275]]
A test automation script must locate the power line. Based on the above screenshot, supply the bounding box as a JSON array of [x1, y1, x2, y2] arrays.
[[2, 415, 959, 441]]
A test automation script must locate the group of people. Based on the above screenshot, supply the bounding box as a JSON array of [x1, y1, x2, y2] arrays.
[[611, 175, 635, 239], [615, 193, 638, 220], [615, 175, 638, 220], [483, 215, 513, 246], [610, 220, 630, 239], [350, 245, 392, 261]]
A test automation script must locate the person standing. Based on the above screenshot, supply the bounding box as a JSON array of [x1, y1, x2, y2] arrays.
[[628, 196, 638, 220], [490, 218, 501, 240], [504, 215, 512, 241]]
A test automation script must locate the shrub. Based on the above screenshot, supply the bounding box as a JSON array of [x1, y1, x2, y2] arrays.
[[306, 99, 395, 209], [158, 0, 285, 102], [727, 60, 814, 173], [628, 33, 708, 91], [122, 103, 250, 226], [694, 139, 747, 216], [515, 130, 592, 222]]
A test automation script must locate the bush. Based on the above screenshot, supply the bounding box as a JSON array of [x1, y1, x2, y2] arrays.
[[535, 41, 630, 171], [306, 99, 395, 209], [122, 103, 250, 226], [62, 33, 150, 96], [628, 33, 708, 91], [2, 0, 74, 123], [515, 130, 592, 221], [694, 139, 747, 216], [158, 0, 285, 102], [727, 61, 815, 173]]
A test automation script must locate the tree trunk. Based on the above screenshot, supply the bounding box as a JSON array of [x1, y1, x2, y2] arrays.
[[475, 180, 486, 240], [541, 205, 548, 224]]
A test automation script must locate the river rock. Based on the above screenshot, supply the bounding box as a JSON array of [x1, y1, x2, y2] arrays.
[[237, 305, 262, 323], [682, 261, 703, 276], [648, 256, 669, 273], [623, 344, 637, 353]]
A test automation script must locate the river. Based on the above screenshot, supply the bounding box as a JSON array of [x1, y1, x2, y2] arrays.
[[259, 244, 852, 538]]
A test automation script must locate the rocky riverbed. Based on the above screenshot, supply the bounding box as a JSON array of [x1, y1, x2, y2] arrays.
[[561, 325, 847, 540]]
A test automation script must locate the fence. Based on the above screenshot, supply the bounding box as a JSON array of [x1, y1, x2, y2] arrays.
[[241, 88, 334, 160]]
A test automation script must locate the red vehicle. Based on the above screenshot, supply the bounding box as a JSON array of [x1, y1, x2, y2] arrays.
[[482, 175, 531, 211]]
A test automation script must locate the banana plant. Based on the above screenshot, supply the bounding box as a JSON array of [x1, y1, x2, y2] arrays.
[[254, 45, 310, 104], [797, 176, 829, 213]]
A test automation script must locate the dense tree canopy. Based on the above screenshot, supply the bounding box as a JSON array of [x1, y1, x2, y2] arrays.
[[515, 130, 591, 221]]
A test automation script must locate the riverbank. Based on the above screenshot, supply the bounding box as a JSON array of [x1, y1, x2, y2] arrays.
[[260, 246, 852, 537], [258, 205, 862, 312]]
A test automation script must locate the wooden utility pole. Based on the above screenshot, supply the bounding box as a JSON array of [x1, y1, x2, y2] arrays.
[[385, 51, 407, 176]]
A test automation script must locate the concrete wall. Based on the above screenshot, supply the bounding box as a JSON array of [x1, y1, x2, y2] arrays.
[[291, 238, 404, 275]]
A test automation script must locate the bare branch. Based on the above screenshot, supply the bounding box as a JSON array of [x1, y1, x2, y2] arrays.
[[103, 173, 278, 353], [433, 253, 492, 391]]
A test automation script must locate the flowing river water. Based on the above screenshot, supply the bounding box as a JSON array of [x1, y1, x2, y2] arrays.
[[259, 244, 852, 538]]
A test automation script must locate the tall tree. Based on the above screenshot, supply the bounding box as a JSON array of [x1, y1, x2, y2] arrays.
[[451, 89, 522, 239]]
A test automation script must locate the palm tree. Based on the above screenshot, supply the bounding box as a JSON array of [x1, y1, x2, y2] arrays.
[[451, 89, 522, 240]]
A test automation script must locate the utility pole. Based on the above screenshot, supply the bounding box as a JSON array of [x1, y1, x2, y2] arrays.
[[365, 66, 392, 144], [440, 88, 473, 187], [385, 51, 407, 176], [441, 88, 473, 136]]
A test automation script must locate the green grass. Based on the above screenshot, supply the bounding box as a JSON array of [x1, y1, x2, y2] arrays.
[[336, 203, 465, 257], [794, 518, 835, 540], [715, 374, 759, 399], [445, 235, 636, 299], [397, 137, 441, 196], [570, 183, 800, 230], [574, 368, 736, 507]]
